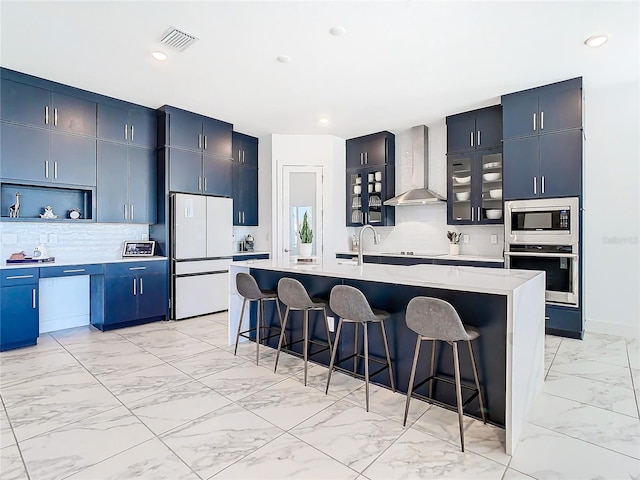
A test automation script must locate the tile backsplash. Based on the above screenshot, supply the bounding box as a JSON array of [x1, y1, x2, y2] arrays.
[[1, 222, 149, 263]]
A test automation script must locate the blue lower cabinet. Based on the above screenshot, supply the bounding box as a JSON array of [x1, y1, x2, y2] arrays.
[[104, 275, 138, 324], [545, 304, 582, 339], [233, 253, 269, 261], [137, 273, 168, 319], [0, 269, 39, 351]]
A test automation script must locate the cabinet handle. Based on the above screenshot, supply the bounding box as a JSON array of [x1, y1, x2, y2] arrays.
[[365, 152, 368, 164], [130, 204, 134, 221], [124, 204, 128, 220], [204, 177, 207, 191], [133, 278, 137, 295], [470, 131, 474, 147], [54, 161, 58, 179], [204, 135, 207, 150], [32, 288, 37, 309], [54, 108, 58, 126], [63, 269, 85, 273], [477, 130, 481, 146], [238, 212, 241, 223], [131, 125, 134, 141], [242, 150, 245, 163], [533, 177, 537, 195], [242, 211, 245, 223], [45, 160, 49, 179], [478, 206, 481, 221], [198, 176, 202, 191], [533, 113, 536, 131], [124, 123, 128, 140], [471, 207, 474, 222], [140, 278, 144, 295], [238, 149, 242, 162], [129, 266, 147, 270], [198, 134, 202, 149], [540, 111, 544, 130], [45, 106, 49, 125], [541, 176, 545, 194], [6, 274, 34, 280]]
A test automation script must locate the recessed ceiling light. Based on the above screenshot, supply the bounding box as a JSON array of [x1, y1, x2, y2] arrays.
[[584, 34, 608, 47], [319, 117, 330, 125], [276, 55, 291, 63], [330, 26, 347, 36], [151, 51, 168, 61]]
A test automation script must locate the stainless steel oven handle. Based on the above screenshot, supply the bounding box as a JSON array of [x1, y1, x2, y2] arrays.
[[504, 252, 578, 258]]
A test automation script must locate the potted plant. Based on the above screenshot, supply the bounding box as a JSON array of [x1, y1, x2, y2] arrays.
[[299, 212, 314, 257]]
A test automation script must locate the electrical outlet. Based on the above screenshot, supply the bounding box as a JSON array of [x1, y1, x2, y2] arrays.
[[462, 234, 469, 243], [39, 234, 48, 243], [48, 234, 58, 244], [490, 234, 498, 244], [327, 316, 335, 332]]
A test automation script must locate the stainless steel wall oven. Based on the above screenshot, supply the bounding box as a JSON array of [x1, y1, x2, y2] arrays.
[[504, 197, 579, 306]]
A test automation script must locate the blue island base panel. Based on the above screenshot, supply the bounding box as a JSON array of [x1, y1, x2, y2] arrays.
[[249, 268, 507, 428]]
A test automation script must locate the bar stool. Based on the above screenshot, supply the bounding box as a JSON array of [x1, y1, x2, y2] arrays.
[[274, 277, 333, 386], [403, 296, 486, 452], [326, 285, 395, 412], [234, 272, 283, 366]]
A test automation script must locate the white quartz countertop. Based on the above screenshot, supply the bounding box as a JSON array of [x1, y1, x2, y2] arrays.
[[233, 258, 541, 295], [1, 256, 168, 270], [336, 251, 504, 263]]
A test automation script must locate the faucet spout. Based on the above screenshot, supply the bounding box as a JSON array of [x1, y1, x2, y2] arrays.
[[357, 224, 380, 266]]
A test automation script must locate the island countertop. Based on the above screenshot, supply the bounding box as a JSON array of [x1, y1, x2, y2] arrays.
[[232, 258, 541, 296]]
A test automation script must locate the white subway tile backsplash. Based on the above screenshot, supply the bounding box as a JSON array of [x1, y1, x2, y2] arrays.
[[0, 222, 149, 263]]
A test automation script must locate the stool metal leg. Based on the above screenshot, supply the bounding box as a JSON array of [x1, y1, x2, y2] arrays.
[[303, 309, 309, 386], [364, 322, 370, 412], [255, 299, 261, 365], [468, 340, 486, 424], [234, 298, 249, 356], [321, 307, 333, 352], [403, 336, 422, 427], [326, 318, 343, 394], [380, 320, 395, 392], [274, 307, 290, 373], [452, 341, 465, 452], [428, 339, 437, 400], [354, 322, 359, 375]]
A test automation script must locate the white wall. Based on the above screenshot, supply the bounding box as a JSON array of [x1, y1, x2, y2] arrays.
[[582, 79, 640, 337]]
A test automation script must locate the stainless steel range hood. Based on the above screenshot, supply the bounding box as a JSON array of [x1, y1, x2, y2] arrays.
[[383, 125, 446, 206]]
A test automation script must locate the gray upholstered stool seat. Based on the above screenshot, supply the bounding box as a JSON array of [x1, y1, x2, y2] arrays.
[[274, 278, 333, 386], [326, 285, 395, 412], [234, 272, 283, 366], [403, 296, 486, 452]]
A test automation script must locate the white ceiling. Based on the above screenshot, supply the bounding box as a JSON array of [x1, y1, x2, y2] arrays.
[[1, 1, 638, 139]]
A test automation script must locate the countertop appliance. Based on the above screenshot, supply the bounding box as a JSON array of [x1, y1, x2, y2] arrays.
[[504, 197, 579, 306], [171, 193, 232, 320]]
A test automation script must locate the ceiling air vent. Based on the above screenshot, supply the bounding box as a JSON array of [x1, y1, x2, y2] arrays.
[[159, 27, 199, 51]]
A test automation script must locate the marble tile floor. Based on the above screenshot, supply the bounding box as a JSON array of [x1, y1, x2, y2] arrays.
[[0, 312, 638, 480]]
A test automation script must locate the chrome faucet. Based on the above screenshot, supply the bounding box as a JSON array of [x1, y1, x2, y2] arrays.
[[358, 224, 380, 266]]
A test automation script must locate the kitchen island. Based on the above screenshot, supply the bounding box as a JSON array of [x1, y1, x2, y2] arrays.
[[229, 258, 545, 454]]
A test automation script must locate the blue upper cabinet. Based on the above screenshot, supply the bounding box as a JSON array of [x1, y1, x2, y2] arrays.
[[203, 155, 232, 197], [97, 103, 156, 148], [502, 77, 582, 140], [502, 78, 583, 200], [346, 131, 393, 168], [446, 105, 502, 154], [232, 132, 258, 226]]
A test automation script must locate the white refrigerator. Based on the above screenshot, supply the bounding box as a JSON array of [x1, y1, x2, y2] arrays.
[[171, 193, 233, 320]]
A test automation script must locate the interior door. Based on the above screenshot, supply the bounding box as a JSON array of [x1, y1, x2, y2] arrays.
[[279, 166, 323, 259]]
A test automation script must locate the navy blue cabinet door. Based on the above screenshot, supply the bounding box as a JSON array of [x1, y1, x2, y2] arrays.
[[446, 114, 476, 153], [503, 137, 539, 200], [168, 148, 201, 194], [97, 104, 130, 143], [0, 80, 50, 127], [363, 135, 387, 166], [233, 165, 258, 225], [137, 273, 168, 319], [502, 93, 539, 139], [346, 139, 362, 168], [0, 123, 49, 182], [242, 135, 258, 168], [539, 130, 582, 198], [51, 92, 96, 136], [129, 147, 157, 224], [104, 276, 137, 324], [129, 110, 156, 148], [50, 133, 96, 186], [97, 141, 128, 222], [203, 155, 232, 197], [538, 88, 582, 134], [0, 284, 39, 351], [167, 110, 201, 150], [475, 107, 503, 149], [203, 119, 232, 159]]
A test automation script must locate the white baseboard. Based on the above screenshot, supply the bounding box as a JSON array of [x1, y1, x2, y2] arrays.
[[585, 317, 640, 339]]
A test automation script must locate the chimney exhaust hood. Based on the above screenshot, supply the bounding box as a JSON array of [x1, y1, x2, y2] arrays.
[[383, 125, 446, 206]]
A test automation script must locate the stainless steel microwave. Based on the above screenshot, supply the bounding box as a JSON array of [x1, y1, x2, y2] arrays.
[[505, 197, 579, 245]]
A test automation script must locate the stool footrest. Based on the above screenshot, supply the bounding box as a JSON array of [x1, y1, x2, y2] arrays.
[[412, 375, 481, 408], [332, 353, 391, 380], [280, 339, 331, 358], [238, 326, 282, 343]]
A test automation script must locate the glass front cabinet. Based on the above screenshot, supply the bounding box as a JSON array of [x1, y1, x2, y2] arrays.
[[346, 165, 394, 227], [448, 148, 503, 225]]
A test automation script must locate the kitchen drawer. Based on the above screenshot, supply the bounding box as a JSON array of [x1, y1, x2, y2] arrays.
[[1, 268, 39, 286], [105, 260, 167, 276], [39, 264, 103, 278]]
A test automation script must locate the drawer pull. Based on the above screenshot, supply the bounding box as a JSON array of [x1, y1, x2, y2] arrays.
[[6, 274, 34, 280], [128, 266, 147, 271], [63, 269, 85, 273]]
